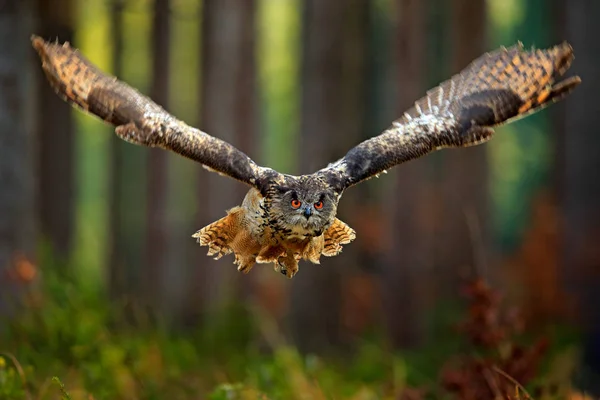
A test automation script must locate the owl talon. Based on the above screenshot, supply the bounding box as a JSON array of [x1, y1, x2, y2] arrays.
[[274, 261, 294, 278], [273, 252, 298, 279], [238, 264, 252, 274], [274, 261, 284, 273]]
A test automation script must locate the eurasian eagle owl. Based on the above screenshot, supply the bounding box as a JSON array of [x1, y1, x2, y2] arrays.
[[32, 36, 580, 278]]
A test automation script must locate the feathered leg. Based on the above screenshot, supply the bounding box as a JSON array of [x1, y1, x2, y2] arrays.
[[322, 218, 356, 257], [192, 207, 246, 260]]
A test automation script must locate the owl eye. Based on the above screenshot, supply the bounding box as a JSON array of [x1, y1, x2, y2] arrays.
[[291, 199, 302, 209], [314, 201, 324, 210]]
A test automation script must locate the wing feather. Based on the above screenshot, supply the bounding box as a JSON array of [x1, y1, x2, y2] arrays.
[[32, 35, 271, 188], [318, 42, 581, 192]]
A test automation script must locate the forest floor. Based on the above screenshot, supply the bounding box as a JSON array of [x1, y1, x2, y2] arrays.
[[0, 271, 590, 400]]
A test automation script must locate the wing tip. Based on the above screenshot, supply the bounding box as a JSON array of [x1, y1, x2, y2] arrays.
[[548, 41, 581, 101], [30, 34, 43, 48], [31, 34, 70, 74], [550, 75, 582, 100], [31, 34, 49, 61], [515, 41, 580, 115], [31, 34, 73, 57], [551, 41, 576, 77]]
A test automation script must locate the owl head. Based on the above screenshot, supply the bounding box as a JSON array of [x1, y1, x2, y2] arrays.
[[267, 176, 340, 237]]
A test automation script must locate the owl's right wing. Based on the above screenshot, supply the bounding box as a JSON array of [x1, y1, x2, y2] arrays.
[[32, 35, 276, 189], [317, 42, 581, 193]]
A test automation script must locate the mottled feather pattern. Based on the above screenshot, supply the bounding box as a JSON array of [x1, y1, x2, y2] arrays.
[[319, 42, 580, 191], [192, 188, 354, 278], [323, 219, 356, 257], [194, 215, 235, 260], [401, 42, 577, 125], [31, 35, 267, 188], [33, 36, 579, 278]]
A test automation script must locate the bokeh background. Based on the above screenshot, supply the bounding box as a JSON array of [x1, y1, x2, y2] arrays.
[[1, 0, 599, 398]]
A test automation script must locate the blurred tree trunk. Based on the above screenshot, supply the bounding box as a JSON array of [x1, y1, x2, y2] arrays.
[[107, 1, 152, 310], [190, 0, 257, 316], [0, 0, 35, 317], [108, 0, 127, 301], [501, 0, 566, 326], [143, 0, 170, 311], [380, 0, 430, 349], [561, 0, 600, 392], [435, 0, 488, 294], [290, 0, 368, 353], [35, 0, 74, 262], [552, 0, 566, 199]]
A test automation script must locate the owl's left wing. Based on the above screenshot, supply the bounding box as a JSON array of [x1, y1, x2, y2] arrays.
[[317, 42, 581, 192], [32, 36, 275, 189]]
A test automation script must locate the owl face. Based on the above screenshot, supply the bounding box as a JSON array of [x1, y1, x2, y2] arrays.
[[269, 179, 339, 237]]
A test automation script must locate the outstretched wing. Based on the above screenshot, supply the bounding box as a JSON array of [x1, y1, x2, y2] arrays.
[[32, 35, 272, 188], [318, 42, 581, 192]]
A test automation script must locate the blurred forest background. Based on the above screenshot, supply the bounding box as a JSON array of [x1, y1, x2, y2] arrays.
[[0, 0, 599, 399]]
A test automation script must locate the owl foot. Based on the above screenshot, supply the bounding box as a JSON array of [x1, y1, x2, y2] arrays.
[[256, 245, 285, 264], [234, 254, 256, 274], [274, 252, 298, 279], [274, 262, 287, 276], [275, 262, 295, 278]]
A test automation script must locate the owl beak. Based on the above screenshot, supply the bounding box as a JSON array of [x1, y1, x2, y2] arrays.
[[303, 206, 313, 219]]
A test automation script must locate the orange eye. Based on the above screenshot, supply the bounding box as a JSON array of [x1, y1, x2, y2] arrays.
[[291, 199, 302, 209], [314, 201, 324, 210]]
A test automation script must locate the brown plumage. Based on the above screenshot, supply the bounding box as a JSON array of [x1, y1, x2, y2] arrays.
[[319, 42, 581, 191], [192, 189, 355, 276], [32, 36, 580, 278]]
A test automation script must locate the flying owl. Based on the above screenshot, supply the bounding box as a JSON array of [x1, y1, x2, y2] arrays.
[[32, 36, 580, 278]]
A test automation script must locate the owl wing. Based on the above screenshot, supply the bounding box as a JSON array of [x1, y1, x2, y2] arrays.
[[32, 35, 275, 189], [317, 42, 581, 192]]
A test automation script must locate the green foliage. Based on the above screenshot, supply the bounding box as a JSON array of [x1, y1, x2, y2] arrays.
[[0, 270, 398, 399], [4, 271, 199, 398], [0, 356, 26, 400], [0, 269, 583, 399], [52, 377, 73, 400]]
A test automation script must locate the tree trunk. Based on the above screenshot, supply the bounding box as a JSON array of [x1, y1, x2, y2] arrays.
[[435, 0, 488, 295], [108, 0, 127, 301], [380, 0, 431, 349], [290, 0, 369, 353], [189, 0, 258, 315], [143, 0, 171, 311], [107, 1, 150, 308], [35, 0, 74, 262], [561, 0, 600, 392], [0, 0, 35, 318]]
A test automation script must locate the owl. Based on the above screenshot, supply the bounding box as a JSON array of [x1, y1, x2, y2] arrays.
[[32, 36, 580, 278]]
